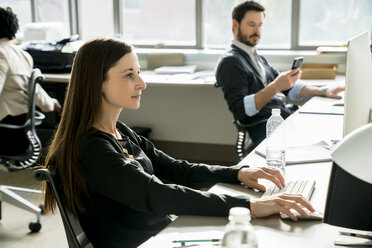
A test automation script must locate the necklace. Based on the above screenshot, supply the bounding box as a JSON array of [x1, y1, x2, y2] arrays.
[[96, 123, 134, 159], [115, 129, 134, 160]]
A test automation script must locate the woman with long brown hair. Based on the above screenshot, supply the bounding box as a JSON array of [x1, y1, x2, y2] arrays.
[[43, 37, 314, 248]]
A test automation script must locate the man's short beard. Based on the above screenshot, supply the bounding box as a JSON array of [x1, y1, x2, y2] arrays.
[[237, 26, 259, 47]]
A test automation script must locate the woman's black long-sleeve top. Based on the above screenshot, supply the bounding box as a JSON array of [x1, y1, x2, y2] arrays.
[[77, 121, 251, 248]]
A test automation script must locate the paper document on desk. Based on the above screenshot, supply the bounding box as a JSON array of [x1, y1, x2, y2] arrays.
[[138, 230, 223, 248], [154, 65, 197, 74], [255, 140, 332, 164], [299, 96, 344, 115]]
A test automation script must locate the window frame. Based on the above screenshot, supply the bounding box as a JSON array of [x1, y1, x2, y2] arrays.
[[25, 0, 342, 51]]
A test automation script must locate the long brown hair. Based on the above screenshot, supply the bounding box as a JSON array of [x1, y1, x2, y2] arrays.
[[44, 37, 132, 217]]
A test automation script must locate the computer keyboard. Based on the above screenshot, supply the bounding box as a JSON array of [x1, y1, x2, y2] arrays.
[[261, 180, 316, 200]]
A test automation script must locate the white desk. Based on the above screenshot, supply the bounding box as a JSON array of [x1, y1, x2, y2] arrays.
[[139, 97, 358, 248], [43, 71, 344, 87], [302, 75, 345, 87]]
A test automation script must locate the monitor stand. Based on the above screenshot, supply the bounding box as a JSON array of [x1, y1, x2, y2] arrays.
[[334, 231, 372, 246]]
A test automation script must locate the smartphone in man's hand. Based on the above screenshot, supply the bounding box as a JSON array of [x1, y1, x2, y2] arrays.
[[292, 56, 304, 70]]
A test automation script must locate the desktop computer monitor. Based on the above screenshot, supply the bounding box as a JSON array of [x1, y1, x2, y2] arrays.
[[343, 31, 372, 136], [323, 32, 372, 244]]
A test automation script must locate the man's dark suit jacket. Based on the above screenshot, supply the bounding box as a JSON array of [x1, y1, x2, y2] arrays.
[[215, 44, 294, 145]]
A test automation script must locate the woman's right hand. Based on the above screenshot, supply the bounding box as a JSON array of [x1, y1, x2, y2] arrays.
[[250, 193, 315, 221]]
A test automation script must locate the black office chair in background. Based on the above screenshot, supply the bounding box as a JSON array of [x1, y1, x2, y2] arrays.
[[214, 81, 258, 161], [34, 168, 93, 248], [0, 69, 46, 232], [233, 119, 255, 161]]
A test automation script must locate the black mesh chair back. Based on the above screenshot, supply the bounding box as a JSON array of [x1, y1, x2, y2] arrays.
[[233, 120, 255, 160], [0, 68, 45, 171], [0, 68, 46, 232], [34, 168, 93, 248], [214, 81, 256, 161]]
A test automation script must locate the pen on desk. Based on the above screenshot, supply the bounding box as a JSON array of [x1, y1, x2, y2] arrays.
[[172, 239, 221, 243]]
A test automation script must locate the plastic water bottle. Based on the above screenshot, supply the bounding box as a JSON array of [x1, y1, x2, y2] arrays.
[[266, 108, 286, 169], [221, 207, 258, 248]]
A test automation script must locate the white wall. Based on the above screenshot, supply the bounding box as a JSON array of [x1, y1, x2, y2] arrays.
[[120, 83, 237, 145]]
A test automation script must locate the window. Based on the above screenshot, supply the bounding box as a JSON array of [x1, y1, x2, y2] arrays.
[[0, 0, 32, 38], [0, 0, 70, 40], [203, 0, 292, 49], [258, 0, 291, 49], [122, 0, 196, 46], [3, 0, 372, 50], [299, 0, 372, 46], [35, 0, 70, 37], [79, 0, 114, 40], [203, 0, 239, 48]]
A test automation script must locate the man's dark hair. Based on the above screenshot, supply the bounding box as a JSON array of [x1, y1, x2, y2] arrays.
[[232, 1, 265, 23], [0, 7, 19, 40]]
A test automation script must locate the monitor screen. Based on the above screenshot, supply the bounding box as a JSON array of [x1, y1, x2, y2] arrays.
[[343, 32, 372, 136], [324, 162, 372, 232]]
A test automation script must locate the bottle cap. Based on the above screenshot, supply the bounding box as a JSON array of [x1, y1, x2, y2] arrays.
[[228, 207, 251, 222], [272, 108, 281, 115]]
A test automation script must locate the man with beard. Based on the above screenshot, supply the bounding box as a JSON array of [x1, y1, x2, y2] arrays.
[[215, 1, 343, 147]]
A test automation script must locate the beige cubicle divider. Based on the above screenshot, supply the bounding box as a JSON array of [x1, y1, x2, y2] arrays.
[[147, 53, 184, 70]]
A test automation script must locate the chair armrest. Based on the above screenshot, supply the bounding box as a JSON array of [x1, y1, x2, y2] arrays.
[[235, 119, 268, 129], [0, 120, 30, 129], [35, 110, 45, 121]]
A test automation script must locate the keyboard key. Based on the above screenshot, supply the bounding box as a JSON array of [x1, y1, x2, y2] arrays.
[[292, 180, 302, 194], [298, 180, 307, 194], [286, 181, 296, 194]]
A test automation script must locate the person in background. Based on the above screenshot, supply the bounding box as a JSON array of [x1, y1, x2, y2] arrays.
[[0, 7, 61, 156], [43, 37, 314, 248], [215, 0, 344, 147]]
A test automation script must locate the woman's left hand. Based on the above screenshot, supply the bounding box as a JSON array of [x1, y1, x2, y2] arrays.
[[237, 167, 285, 192]]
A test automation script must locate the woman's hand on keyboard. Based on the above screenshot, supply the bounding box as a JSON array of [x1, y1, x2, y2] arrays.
[[237, 167, 285, 192], [250, 194, 315, 221]]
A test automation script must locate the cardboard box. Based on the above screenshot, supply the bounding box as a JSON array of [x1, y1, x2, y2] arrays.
[[147, 53, 183, 70], [300, 64, 338, 79]]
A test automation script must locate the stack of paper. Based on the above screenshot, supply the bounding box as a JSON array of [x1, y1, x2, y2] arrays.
[[299, 96, 344, 115], [316, 46, 347, 54], [154, 65, 197, 74]]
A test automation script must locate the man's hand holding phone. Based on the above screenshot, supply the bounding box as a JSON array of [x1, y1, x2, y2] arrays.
[[272, 57, 303, 92]]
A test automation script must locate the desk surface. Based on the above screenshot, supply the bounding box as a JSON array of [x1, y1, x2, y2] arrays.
[[139, 97, 361, 248], [43, 71, 345, 87], [43, 71, 216, 85]]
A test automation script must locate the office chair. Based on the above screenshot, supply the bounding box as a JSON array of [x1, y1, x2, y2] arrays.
[[233, 119, 255, 161], [214, 81, 259, 160], [34, 169, 93, 248], [234, 119, 270, 161], [0, 68, 46, 232]]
